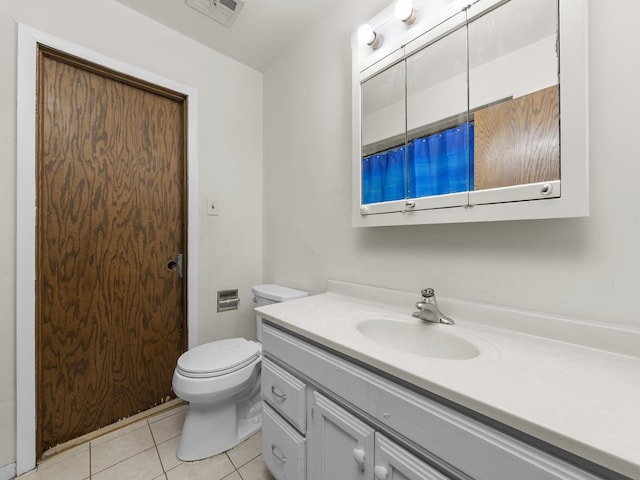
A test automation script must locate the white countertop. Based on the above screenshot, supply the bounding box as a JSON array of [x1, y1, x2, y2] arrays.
[[255, 281, 640, 479]]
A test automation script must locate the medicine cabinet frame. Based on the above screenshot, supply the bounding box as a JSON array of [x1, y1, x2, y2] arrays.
[[351, 0, 588, 227]]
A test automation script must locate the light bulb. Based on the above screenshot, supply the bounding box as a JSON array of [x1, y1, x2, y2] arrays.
[[357, 24, 382, 49], [394, 0, 417, 24]]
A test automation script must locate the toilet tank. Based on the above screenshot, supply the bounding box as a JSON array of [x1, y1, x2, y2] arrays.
[[252, 284, 308, 341]]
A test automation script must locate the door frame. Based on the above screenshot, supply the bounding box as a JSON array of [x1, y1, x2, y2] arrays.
[[16, 24, 200, 475]]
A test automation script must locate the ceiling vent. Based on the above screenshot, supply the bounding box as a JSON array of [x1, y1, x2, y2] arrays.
[[186, 0, 245, 27]]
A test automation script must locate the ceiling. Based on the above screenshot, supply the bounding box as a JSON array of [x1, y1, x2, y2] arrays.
[[115, 0, 346, 72]]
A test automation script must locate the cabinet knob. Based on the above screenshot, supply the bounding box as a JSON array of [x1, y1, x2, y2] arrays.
[[374, 465, 389, 480], [352, 448, 366, 470]]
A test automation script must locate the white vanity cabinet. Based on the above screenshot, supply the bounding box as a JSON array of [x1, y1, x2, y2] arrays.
[[261, 323, 608, 480], [262, 336, 452, 480]]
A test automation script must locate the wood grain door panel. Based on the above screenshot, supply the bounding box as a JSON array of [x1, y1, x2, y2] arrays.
[[36, 46, 187, 455], [473, 85, 560, 190]]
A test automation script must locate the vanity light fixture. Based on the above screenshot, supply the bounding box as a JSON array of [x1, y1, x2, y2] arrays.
[[394, 0, 418, 25], [357, 24, 382, 49]]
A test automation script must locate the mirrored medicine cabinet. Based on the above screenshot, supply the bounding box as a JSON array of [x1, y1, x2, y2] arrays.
[[351, 0, 588, 226]]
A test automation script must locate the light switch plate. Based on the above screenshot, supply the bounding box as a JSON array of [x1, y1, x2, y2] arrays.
[[207, 198, 219, 216]]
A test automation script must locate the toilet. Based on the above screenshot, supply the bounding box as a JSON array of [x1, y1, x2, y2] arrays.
[[172, 284, 308, 461]]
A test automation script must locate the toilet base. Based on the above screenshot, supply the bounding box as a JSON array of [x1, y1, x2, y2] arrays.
[[176, 395, 262, 461]]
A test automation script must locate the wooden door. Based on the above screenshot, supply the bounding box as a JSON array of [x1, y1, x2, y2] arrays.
[[36, 45, 187, 456]]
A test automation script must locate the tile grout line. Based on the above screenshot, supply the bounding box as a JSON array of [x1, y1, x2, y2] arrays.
[[91, 445, 160, 478], [226, 451, 248, 480], [88, 421, 159, 478], [147, 419, 169, 475], [224, 452, 238, 478], [238, 452, 261, 469], [232, 451, 267, 480], [237, 468, 246, 480]]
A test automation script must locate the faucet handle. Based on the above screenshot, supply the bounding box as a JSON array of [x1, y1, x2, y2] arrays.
[[421, 288, 435, 298]]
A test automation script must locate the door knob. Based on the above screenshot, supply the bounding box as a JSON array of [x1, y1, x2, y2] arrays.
[[167, 254, 184, 278]]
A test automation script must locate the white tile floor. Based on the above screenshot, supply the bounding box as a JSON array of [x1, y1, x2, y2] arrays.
[[18, 405, 274, 480]]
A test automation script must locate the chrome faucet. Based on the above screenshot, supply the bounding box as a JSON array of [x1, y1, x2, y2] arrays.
[[412, 288, 454, 325]]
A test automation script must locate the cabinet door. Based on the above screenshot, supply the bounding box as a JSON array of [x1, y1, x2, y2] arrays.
[[309, 391, 374, 480], [373, 433, 453, 480]]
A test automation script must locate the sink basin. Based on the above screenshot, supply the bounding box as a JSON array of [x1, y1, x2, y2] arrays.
[[356, 319, 480, 360]]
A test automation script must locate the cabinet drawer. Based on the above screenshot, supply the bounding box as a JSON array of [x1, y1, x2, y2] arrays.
[[262, 357, 307, 433], [262, 404, 306, 480]]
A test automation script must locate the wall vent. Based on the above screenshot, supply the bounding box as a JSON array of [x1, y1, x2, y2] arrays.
[[186, 0, 245, 27]]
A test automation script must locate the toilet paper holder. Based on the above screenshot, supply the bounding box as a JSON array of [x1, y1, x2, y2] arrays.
[[217, 289, 240, 312]]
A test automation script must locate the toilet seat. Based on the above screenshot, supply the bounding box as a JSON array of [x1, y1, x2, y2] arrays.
[[177, 338, 261, 379]]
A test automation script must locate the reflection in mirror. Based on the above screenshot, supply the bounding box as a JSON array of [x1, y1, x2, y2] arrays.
[[361, 61, 406, 204], [406, 21, 470, 199], [468, 0, 559, 192]]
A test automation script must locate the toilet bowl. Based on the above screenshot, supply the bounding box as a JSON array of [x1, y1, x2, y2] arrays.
[[172, 338, 262, 461], [173, 284, 308, 461]]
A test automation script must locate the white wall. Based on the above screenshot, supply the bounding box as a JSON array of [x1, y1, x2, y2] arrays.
[[0, 0, 263, 468], [0, 10, 17, 473], [263, 0, 640, 329]]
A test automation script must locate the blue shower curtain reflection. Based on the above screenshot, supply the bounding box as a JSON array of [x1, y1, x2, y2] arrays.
[[361, 122, 474, 205], [361, 152, 387, 204], [408, 122, 474, 198], [383, 146, 405, 201], [362, 147, 405, 204]]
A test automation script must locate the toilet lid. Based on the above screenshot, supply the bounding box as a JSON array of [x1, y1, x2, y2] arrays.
[[176, 338, 261, 378]]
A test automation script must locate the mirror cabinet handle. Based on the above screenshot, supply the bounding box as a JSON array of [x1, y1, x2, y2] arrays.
[[540, 183, 553, 196]]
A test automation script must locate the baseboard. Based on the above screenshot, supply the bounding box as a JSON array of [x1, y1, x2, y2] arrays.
[[0, 463, 16, 480]]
